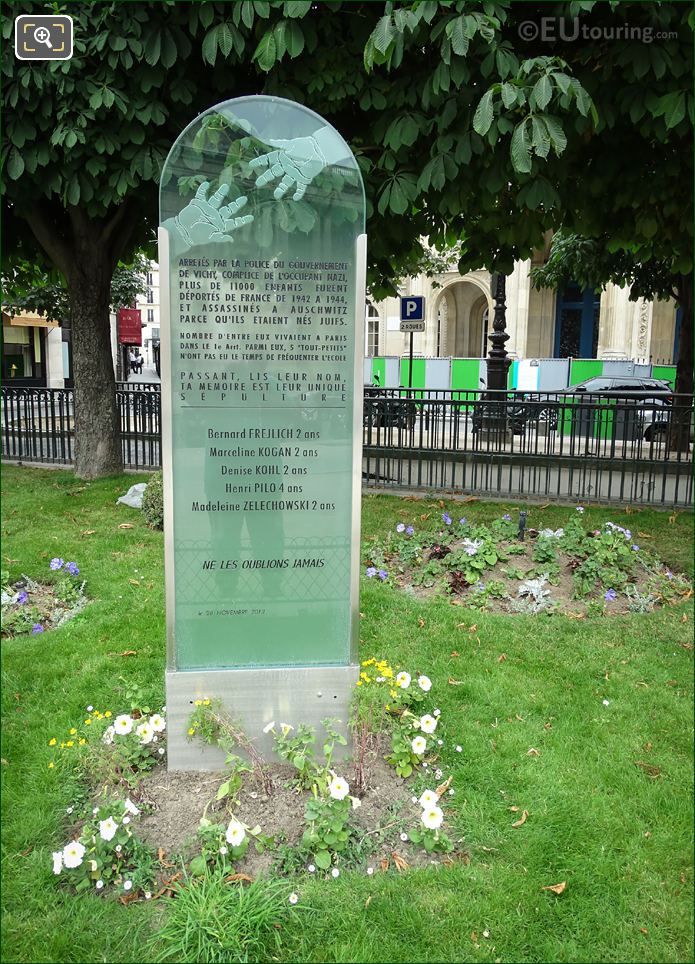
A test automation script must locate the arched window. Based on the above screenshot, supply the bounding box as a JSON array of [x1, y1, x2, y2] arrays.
[[366, 304, 380, 357]]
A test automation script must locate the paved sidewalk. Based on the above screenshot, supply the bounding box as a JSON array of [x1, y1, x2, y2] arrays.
[[127, 364, 160, 384]]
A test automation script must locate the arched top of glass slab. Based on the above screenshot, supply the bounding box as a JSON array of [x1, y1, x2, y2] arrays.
[[160, 95, 364, 251]]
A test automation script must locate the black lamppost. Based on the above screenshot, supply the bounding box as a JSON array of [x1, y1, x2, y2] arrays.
[[486, 272, 512, 392]]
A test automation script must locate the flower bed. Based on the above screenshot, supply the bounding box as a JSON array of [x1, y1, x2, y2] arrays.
[[1, 557, 86, 637], [363, 508, 691, 615]]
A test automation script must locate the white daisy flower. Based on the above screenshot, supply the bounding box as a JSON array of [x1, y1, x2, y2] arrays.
[[331, 868, 340, 878], [225, 820, 246, 847], [448, 789, 455, 796], [149, 714, 166, 733], [102, 726, 115, 745], [288, 892, 299, 905], [66, 806, 73, 815], [367, 867, 374, 875], [161, 706, 166, 713], [122, 816, 131, 825], [158, 747, 165, 755], [419, 714, 437, 734], [433, 708, 441, 717], [99, 817, 118, 842], [86, 706, 93, 712], [145, 892, 152, 900], [124, 798, 140, 817], [96, 880, 104, 890], [262, 720, 276, 734], [92, 807, 100, 816], [411, 735, 427, 755], [308, 864, 316, 873], [417, 675, 432, 692], [421, 806, 444, 830], [123, 880, 132, 891], [437, 739, 443, 746], [219, 846, 228, 855], [435, 769, 443, 779], [136, 721, 154, 745], [113, 715, 133, 736], [400, 832, 408, 841], [115, 845, 122, 853], [328, 775, 350, 800], [602, 699, 610, 706], [418, 789, 438, 809], [455, 745, 462, 753], [62, 841, 85, 869], [52, 851, 63, 875], [396, 671, 411, 689]]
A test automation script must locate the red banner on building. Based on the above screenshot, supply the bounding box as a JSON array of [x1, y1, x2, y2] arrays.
[[118, 308, 142, 345]]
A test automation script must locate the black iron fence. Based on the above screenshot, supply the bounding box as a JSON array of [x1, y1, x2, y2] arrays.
[[2, 386, 693, 507]]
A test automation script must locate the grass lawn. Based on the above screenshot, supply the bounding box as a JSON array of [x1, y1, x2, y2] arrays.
[[1, 465, 693, 964]]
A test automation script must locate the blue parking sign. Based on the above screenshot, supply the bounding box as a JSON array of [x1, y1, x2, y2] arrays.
[[400, 296, 425, 321]]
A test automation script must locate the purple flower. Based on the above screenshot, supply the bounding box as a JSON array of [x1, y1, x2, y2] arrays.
[[405, 526, 414, 536], [65, 562, 80, 575], [502, 514, 511, 521], [476, 582, 485, 590], [576, 506, 585, 513], [459, 517, 467, 525], [17, 591, 28, 604], [365, 567, 377, 579], [49, 558, 64, 571], [631, 545, 639, 552], [442, 513, 452, 526], [464, 546, 478, 556], [32, 623, 44, 634], [396, 523, 405, 533], [665, 570, 674, 581], [604, 589, 617, 602], [378, 569, 388, 581]]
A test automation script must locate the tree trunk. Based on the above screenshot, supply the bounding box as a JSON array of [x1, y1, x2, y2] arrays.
[[670, 272, 693, 453], [675, 272, 693, 398], [69, 263, 122, 479]]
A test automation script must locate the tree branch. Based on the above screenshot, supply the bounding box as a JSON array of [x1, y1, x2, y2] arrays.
[[105, 199, 141, 269], [23, 203, 73, 278]]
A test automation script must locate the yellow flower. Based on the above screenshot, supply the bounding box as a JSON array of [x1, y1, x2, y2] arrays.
[[69, 728, 77, 735], [84, 719, 92, 725], [66, 740, 74, 747], [48, 738, 57, 746], [383, 668, 394, 678], [104, 711, 112, 718], [187, 727, 195, 735], [78, 738, 86, 746], [203, 699, 211, 706], [194, 700, 202, 707], [390, 689, 398, 698], [48, 762, 54, 769], [356, 681, 363, 687], [94, 711, 102, 718], [60, 742, 66, 749]]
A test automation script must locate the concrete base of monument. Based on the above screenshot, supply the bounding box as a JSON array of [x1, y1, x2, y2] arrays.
[[165, 664, 359, 771]]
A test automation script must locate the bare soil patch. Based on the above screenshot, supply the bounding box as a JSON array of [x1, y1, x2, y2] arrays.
[[135, 750, 462, 877]]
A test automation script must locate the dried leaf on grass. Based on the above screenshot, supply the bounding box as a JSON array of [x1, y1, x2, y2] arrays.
[[118, 523, 134, 529], [511, 809, 529, 827], [379, 856, 390, 872], [128, 579, 141, 587], [468, 624, 477, 633], [116, 650, 137, 657], [634, 760, 662, 778], [418, 618, 425, 628], [81, 530, 97, 536], [498, 653, 507, 663], [364, 895, 373, 909], [526, 747, 540, 756], [436, 776, 452, 797], [450, 650, 460, 657], [448, 677, 464, 686], [542, 881, 566, 895], [391, 852, 410, 872], [225, 873, 254, 884]]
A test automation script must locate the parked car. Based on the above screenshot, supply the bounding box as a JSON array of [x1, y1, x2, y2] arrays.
[[471, 393, 559, 435], [567, 376, 677, 441]]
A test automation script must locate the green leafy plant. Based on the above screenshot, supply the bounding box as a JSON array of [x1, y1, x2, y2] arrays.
[[141, 472, 164, 529], [187, 699, 273, 797]]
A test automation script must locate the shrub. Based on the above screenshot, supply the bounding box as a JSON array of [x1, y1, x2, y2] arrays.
[[142, 472, 164, 529]]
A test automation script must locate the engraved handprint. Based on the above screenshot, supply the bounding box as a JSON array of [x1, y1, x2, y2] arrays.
[[174, 181, 253, 247], [248, 134, 328, 201]]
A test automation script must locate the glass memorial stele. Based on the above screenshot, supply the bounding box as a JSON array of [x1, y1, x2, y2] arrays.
[[159, 96, 366, 769]]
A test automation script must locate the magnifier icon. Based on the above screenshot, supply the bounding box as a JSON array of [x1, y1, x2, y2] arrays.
[[34, 26, 53, 48]]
